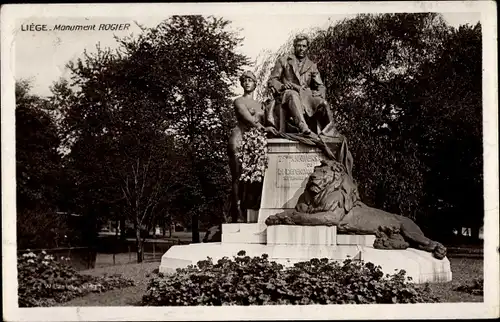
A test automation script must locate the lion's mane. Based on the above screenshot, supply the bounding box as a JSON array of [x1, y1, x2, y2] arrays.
[[296, 160, 360, 214]]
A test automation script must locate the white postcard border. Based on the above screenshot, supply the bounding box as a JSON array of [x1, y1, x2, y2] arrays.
[[2, 1, 498, 321]]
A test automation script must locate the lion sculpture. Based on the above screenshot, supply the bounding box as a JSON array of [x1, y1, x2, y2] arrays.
[[265, 159, 447, 260]]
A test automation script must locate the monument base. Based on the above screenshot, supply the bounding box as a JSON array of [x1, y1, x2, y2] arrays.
[[159, 243, 451, 284], [160, 224, 452, 283]]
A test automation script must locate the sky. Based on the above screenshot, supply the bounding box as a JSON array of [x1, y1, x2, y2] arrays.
[[14, 12, 480, 97]]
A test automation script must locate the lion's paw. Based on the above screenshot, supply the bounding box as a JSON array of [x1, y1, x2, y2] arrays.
[[265, 215, 279, 225], [265, 213, 296, 225], [433, 243, 447, 260]]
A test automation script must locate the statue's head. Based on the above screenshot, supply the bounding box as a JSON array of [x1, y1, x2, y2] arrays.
[[293, 34, 309, 59], [306, 160, 345, 195], [302, 159, 359, 214], [239, 71, 257, 93]]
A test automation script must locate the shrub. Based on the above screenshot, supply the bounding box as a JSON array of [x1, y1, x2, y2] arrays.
[[18, 251, 134, 307], [454, 278, 483, 296], [142, 251, 440, 306]]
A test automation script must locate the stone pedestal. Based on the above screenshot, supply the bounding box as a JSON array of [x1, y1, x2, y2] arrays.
[[337, 234, 376, 246], [159, 241, 451, 283], [160, 223, 452, 283], [221, 223, 266, 244], [257, 138, 345, 223], [160, 243, 362, 273], [267, 225, 337, 246]]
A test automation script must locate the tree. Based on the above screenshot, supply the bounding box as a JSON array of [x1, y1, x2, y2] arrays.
[[55, 15, 249, 260], [118, 15, 250, 241], [55, 44, 183, 262], [414, 23, 483, 240], [16, 80, 62, 213], [15, 80, 70, 249]]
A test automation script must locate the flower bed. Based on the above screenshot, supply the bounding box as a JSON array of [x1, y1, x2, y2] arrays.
[[142, 251, 440, 306], [18, 251, 134, 307]]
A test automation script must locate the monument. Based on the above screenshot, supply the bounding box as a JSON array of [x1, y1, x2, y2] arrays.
[[160, 35, 452, 284]]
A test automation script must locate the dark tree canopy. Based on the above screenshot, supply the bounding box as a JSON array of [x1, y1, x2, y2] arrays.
[[16, 80, 61, 212], [15, 80, 77, 249], [48, 15, 249, 258]]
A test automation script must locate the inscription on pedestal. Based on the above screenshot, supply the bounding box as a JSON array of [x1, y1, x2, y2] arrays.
[[258, 139, 335, 222], [276, 154, 323, 188]]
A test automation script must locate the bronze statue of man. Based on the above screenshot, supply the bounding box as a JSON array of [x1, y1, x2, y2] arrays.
[[268, 34, 336, 136]]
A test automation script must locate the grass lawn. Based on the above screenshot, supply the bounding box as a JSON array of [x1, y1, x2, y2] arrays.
[[61, 261, 158, 306], [60, 255, 483, 306], [426, 257, 483, 302]]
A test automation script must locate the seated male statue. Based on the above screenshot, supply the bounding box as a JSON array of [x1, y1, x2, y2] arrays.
[[267, 34, 337, 136]]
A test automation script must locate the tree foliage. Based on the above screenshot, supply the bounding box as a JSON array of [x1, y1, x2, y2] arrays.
[[49, 15, 249, 259], [415, 23, 483, 238], [16, 80, 61, 213], [123, 16, 250, 235], [15, 80, 71, 249]]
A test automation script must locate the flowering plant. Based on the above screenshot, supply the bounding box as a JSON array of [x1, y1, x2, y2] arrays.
[[142, 251, 440, 306], [237, 127, 268, 183], [18, 250, 134, 307]]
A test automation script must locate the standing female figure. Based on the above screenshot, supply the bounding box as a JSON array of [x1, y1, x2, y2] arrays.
[[228, 71, 277, 223]]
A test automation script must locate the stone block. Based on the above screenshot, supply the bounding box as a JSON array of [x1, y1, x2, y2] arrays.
[[405, 248, 453, 283], [221, 223, 266, 244], [359, 246, 452, 283], [159, 243, 359, 274], [265, 244, 360, 262], [267, 225, 337, 246], [159, 243, 267, 274], [159, 243, 452, 283], [337, 234, 376, 246]]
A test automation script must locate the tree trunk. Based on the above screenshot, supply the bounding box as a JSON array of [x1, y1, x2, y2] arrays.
[[192, 213, 200, 243], [120, 217, 126, 240], [135, 224, 143, 263], [186, 143, 201, 244]]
